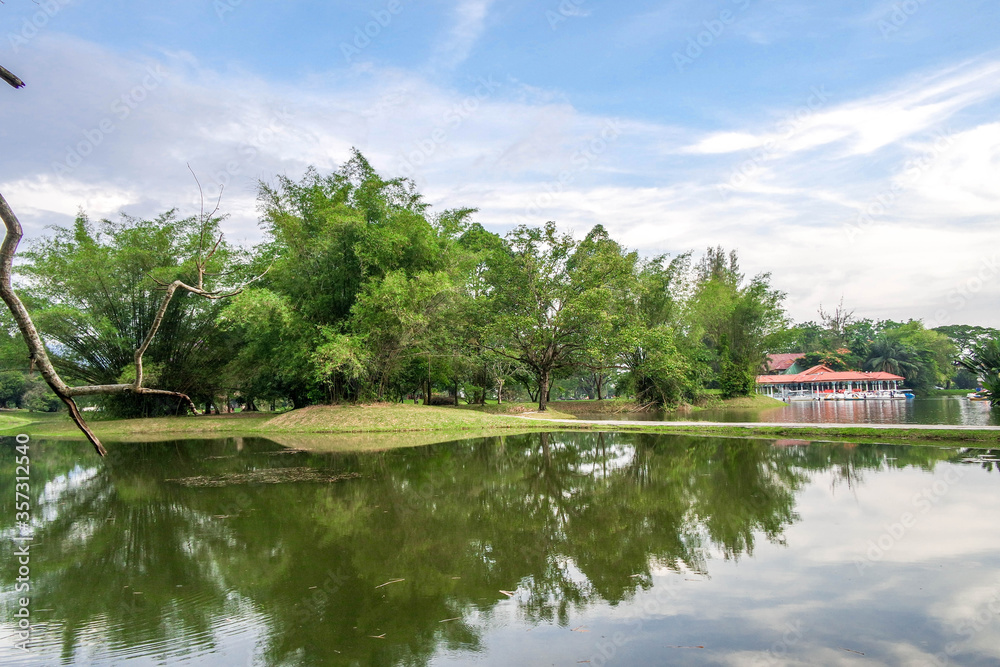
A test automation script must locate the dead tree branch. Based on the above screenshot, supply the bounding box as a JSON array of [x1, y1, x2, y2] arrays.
[[0, 65, 25, 89], [0, 184, 264, 457]]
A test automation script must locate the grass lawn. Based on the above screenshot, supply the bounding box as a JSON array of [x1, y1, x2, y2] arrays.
[[4, 401, 998, 450], [8, 403, 551, 441], [0, 412, 41, 433]]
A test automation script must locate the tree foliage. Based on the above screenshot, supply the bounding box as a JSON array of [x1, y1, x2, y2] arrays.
[[959, 337, 1000, 405], [12, 149, 990, 418], [19, 211, 246, 416]]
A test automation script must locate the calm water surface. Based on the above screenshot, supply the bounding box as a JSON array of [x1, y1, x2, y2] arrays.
[[2, 433, 1000, 666], [642, 396, 1000, 425]]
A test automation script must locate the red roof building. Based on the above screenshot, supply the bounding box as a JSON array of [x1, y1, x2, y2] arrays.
[[765, 353, 805, 374], [756, 364, 906, 400]]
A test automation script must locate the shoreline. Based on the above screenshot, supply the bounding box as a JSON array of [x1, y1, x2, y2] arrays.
[[3, 403, 998, 449]]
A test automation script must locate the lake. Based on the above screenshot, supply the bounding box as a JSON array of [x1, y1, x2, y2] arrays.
[[2, 433, 1000, 666], [584, 396, 999, 426]]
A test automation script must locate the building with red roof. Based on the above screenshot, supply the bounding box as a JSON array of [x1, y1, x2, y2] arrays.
[[764, 353, 806, 374], [757, 363, 907, 401]]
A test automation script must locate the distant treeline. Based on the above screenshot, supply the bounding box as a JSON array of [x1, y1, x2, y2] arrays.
[[1, 151, 993, 415]]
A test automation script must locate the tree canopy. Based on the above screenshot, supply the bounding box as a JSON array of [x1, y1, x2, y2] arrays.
[[2, 149, 991, 422]]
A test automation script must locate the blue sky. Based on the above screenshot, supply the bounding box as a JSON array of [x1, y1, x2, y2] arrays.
[[2, 0, 999, 325]]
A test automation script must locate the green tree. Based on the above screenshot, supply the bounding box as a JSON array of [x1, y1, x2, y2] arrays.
[[686, 247, 787, 398], [872, 322, 955, 394], [865, 335, 918, 375], [0, 370, 26, 407], [248, 151, 474, 403], [617, 253, 701, 406], [480, 223, 635, 411], [19, 211, 246, 416], [959, 336, 1000, 405]]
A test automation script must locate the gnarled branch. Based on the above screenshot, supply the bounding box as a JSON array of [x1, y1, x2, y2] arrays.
[[0, 188, 261, 457]]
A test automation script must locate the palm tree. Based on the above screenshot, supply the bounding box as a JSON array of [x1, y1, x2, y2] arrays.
[[865, 336, 918, 377], [959, 338, 1000, 406]]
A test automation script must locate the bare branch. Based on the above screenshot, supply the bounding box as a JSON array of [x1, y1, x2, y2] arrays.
[[0, 182, 265, 456], [0, 65, 25, 89], [0, 191, 105, 455]]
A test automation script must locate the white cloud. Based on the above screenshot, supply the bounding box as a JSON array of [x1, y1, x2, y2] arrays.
[[683, 60, 1000, 159], [1, 35, 999, 326], [429, 0, 496, 71]]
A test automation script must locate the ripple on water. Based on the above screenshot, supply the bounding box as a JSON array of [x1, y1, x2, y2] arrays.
[[2, 592, 271, 666]]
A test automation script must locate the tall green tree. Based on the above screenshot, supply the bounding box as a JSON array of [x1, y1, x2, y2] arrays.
[[870, 322, 955, 394], [19, 211, 244, 416], [617, 253, 702, 406], [241, 150, 473, 403], [686, 247, 787, 398], [959, 337, 1000, 405], [480, 223, 635, 411]]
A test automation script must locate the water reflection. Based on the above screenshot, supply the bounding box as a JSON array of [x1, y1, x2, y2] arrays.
[[653, 395, 1000, 425], [0, 434, 997, 665]]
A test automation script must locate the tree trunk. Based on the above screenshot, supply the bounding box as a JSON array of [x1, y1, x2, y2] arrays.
[[0, 178, 255, 456], [497, 379, 504, 404], [538, 370, 550, 412], [424, 379, 431, 405], [524, 379, 538, 402], [596, 373, 604, 401]]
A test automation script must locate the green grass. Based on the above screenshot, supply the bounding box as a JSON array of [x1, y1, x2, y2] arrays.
[[687, 393, 787, 411], [546, 399, 647, 415], [16, 403, 552, 442], [10, 402, 1000, 451], [0, 412, 41, 433], [931, 389, 978, 396], [624, 424, 1000, 448]]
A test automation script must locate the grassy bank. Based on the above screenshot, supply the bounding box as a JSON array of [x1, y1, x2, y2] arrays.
[[498, 394, 787, 418], [3, 403, 997, 450], [686, 393, 788, 411], [612, 424, 1000, 448], [5, 404, 553, 442]]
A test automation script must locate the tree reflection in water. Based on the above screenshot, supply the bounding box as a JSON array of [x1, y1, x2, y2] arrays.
[[0, 433, 971, 666]]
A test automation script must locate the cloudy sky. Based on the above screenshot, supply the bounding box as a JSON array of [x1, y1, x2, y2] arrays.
[[1, 0, 998, 326]]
